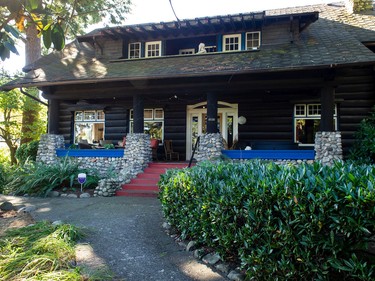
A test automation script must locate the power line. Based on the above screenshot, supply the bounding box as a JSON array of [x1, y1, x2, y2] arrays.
[[169, 0, 180, 24]]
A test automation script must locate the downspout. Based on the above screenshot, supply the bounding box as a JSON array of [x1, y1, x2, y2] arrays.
[[20, 88, 48, 107]]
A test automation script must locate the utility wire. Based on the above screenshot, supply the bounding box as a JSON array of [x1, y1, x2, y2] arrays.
[[169, 0, 180, 24]]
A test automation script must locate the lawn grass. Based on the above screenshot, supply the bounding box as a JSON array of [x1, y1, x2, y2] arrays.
[[0, 221, 114, 281]]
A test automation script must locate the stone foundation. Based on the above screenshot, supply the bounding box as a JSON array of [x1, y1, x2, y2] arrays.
[[36, 133, 153, 197], [314, 131, 343, 165], [195, 133, 224, 162]]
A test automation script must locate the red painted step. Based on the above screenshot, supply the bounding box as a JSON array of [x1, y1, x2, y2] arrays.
[[116, 162, 191, 197]]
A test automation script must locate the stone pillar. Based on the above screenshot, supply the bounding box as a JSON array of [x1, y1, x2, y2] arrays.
[[36, 134, 65, 164], [314, 131, 343, 165], [195, 133, 224, 162], [124, 133, 151, 172]]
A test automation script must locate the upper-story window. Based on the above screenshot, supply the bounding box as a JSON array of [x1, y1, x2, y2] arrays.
[[129, 42, 141, 59], [246, 32, 261, 49], [146, 41, 162, 57], [223, 34, 241, 52]]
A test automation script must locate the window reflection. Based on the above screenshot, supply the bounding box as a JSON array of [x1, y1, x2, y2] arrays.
[[74, 110, 105, 144]]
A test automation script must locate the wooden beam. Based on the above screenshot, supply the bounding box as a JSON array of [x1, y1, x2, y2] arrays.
[[320, 86, 335, 131], [133, 94, 144, 133]]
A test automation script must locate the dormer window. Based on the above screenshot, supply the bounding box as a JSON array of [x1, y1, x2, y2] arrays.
[[146, 41, 162, 57], [223, 34, 241, 52], [246, 32, 261, 49], [129, 42, 141, 59]]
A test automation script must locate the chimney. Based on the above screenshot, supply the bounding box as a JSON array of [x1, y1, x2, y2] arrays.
[[345, 0, 374, 13]]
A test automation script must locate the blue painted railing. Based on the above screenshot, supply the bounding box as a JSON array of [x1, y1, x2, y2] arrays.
[[56, 149, 124, 158], [222, 150, 315, 160]]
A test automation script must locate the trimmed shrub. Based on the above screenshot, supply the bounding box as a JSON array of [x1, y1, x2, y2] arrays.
[[159, 161, 375, 280], [15, 140, 40, 164]]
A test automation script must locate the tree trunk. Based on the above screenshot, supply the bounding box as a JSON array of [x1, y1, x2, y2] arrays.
[[21, 23, 41, 144]]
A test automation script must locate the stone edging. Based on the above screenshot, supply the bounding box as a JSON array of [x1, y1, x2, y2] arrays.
[[162, 222, 245, 281]]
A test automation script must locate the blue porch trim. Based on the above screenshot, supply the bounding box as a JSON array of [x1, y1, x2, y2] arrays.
[[56, 149, 124, 158], [222, 149, 315, 160]]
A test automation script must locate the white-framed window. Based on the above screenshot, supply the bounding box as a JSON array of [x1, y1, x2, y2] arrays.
[[74, 110, 105, 144], [179, 48, 195, 55], [223, 34, 241, 52], [246, 31, 261, 49], [145, 41, 162, 57], [128, 42, 141, 59], [130, 108, 164, 143], [294, 104, 337, 145]]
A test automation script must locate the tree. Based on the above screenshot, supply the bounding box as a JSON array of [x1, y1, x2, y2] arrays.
[[0, 76, 23, 164], [0, 0, 132, 60], [0, 0, 132, 144], [0, 71, 47, 164]]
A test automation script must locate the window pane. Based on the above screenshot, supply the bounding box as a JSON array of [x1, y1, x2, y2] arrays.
[[129, 42, 141, 59], [144, 109, 153, 119], [144, 121, 163, 141], [97, 111, 105, 120], [154, 109, 164, 119], [75, 111, 83, 121], [224, 35, 240, 51], [295, 105, 306, 116], [308, 104, 321, 116], [146, 42, 161, 57], [84, 111, 96, 121], [246, 32, 261, 49], [75, 122, 104, 144], [295, 119, 320, 144]]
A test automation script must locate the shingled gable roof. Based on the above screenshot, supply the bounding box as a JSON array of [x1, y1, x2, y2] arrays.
[[1, 2, 375, 91]]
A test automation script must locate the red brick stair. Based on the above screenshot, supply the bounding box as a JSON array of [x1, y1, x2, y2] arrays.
[[116, 162, 190, 197]]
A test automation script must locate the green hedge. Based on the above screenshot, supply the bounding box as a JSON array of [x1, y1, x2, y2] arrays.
[[158, 161, 375, 280]]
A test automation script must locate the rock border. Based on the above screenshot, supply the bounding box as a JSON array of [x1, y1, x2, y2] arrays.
[[162, 222, 246, 281]]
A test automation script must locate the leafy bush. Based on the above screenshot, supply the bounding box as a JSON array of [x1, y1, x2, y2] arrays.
[[159, 160, 375, 280], [349, 107, 375, 164], [6, 157, 101, 196], [15, 140, 40, 164]]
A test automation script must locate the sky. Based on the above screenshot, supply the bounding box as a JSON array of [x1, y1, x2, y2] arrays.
[[0, 0, 335, 74]]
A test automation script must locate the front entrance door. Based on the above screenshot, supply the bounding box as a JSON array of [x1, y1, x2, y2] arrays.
[[186, 102, 238, 160]]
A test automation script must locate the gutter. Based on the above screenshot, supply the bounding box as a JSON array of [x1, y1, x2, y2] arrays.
[[20, 88, 48, 107]]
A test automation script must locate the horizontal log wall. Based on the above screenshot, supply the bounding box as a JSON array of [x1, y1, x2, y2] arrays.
[[335, 67, 375, 153], [52, 66, 374, 158]]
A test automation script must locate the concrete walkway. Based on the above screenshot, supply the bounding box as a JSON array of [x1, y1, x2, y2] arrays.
[[0, 195, 225, 281]]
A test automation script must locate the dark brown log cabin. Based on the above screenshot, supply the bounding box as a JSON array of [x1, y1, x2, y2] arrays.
[[2, 2, 375, 160]]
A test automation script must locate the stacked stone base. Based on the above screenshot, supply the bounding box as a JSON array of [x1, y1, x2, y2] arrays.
[[314, 131, 343, 165], [195, 133, 224, 162]]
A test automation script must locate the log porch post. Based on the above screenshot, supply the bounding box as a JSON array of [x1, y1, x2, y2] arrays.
[[320, 85, 335, 131], [47, 99, 59, 134], [207, 92, 218, 133], [133, 94, 144, 133]]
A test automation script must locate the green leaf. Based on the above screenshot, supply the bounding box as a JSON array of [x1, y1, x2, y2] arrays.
[[4, 24, 20, 39], [3, 41, 19, 55], [42, 26, 52, 49], [51, 23, 65, 50], [0, 44, 10, 61], [26, 0, 40, 11]]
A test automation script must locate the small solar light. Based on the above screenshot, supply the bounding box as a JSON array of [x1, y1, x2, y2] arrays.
[[77, 173, 87, 192]]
